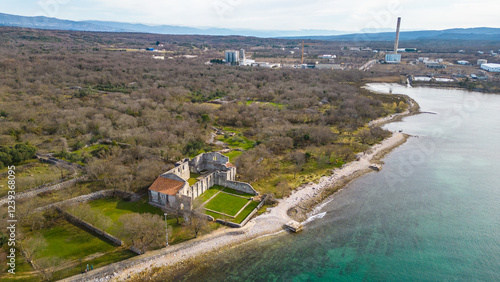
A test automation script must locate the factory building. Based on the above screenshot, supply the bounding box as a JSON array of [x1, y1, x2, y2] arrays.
[[239, 49, 246, 61], [477, 59, 487, 66], [481, 63, 500, 72], [385, 54, 401, 63], [225, 50, 240, 63], [385, 17, 402, 64]]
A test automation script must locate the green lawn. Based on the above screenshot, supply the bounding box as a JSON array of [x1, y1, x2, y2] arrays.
[[204, 192, 249, 216], [222, 187, 254, 198], [198, 187, 223, 203], [188, 172, 200, 186], [37, 219, 117, 260], [233, 200, 259, 223], [88, 197, 164, 221], [5, 218, 136, 281], [225, 150, 243, 162], [243, 100, 284, 109], [53, 248, 136, 280], [86, 197, 194, 245], [217, 130, 255, 151], [87, 197, 165, 235], [188, 178, 197, 185], [206, 200, 259, 224]]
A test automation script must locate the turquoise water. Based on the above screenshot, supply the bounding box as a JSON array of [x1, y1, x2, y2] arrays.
[[177, 84, 500, 281]]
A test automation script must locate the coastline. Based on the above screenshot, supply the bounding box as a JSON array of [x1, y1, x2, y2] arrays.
[[61, 88, 420, 282]]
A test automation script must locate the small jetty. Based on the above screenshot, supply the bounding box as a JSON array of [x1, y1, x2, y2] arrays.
[[369, 164, 383, 171], [285, 220, 303, 233]]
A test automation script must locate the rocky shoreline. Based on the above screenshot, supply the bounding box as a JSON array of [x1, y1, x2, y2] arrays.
[[62, 90, 420, 282]]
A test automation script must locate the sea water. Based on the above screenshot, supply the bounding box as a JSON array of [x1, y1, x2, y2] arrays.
[[177, 84, 500, 281]]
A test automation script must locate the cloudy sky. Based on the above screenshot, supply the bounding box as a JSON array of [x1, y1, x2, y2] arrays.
[[2, 0, 499, 32]]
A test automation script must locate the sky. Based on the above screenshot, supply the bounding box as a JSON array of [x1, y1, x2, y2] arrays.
[[1, 0, 499, 32]]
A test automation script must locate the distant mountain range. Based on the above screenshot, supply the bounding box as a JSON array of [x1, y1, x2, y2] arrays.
[[0, 12, 349, 37], [282, 28, 500, 41], [1, 12, 500, 41]]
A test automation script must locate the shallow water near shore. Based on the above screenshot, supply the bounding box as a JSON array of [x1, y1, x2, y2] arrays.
[[176, 84, 500, 281]]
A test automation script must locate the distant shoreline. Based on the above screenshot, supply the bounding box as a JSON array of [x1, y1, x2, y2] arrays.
[[61, 85, 420, 282]]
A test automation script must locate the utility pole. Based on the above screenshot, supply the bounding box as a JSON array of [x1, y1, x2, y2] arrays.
[[164, 213, 168, 246]]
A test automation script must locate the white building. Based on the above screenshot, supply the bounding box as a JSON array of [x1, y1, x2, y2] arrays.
[[477, 59, 488, 66], [240, 49, 246, 61], [319, 54, 336, 59], [385, 53, 401, 63], [457, 60, 469, 65], [481, 63, 500, 72]]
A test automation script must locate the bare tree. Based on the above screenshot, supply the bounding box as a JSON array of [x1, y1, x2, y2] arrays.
[[289, 151, 306, 179], [187, 209, 208, 238], [119, 213, 165, 253], [66, 203, 112, 231], [34, 256, 67, 281], [19, 234, 47, 265], [170, 200, 186, 224], [276, 180, 291, 198]]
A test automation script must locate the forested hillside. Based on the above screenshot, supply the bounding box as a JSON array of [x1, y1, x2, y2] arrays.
[[0, 27, 405, 195]]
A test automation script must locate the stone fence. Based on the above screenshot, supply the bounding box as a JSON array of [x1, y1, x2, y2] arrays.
[[0, 176, 87, 206], [34, 190, 140, 213], [36, 154, 83, 170], [56, 207, 123, 246], [215, 194, 269, 228], [215, 178, 258, 195]]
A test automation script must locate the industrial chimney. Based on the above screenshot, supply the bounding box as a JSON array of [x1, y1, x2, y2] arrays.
[[394, 17, 401, 54]]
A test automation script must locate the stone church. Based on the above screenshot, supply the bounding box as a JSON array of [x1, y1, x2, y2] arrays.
[[148, 152, 256, 209]]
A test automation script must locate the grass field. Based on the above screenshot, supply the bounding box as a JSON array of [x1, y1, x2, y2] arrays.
[[233, 200, 259, 223], [88, 197, 164, 221], [243, 100, 284, 109], [197, 186, 223, 203], [217, 128, 255, 150], [86, 197, 210, 245], [224, 150, 243, 162], [37, 219, 117, 260], [198, 185, 259, 223], [221, 187, 255, 198], [204, 192, 249, 216], [6, 218, 136, 281], [188, 172, 201, 186]]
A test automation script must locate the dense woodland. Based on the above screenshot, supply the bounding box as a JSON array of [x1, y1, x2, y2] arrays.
[[0, 27, 408, 196], [0, 27, 411, 279]]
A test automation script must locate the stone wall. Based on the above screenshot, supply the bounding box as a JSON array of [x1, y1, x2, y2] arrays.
[[0, 176, 87, 206], [171, 160, 190, 181], [215, 177, 258, 195], [34, 190, 140, 213], [189, 172, 215, 199], [216, 195, 268, 228], [189, 152, 230, 173], [56, 207, 123, 246], [160, 173, 185, 183]]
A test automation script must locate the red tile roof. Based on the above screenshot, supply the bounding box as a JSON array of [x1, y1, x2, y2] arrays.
[[149, 176, 185, 196], [225, 162, 235, 168]]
